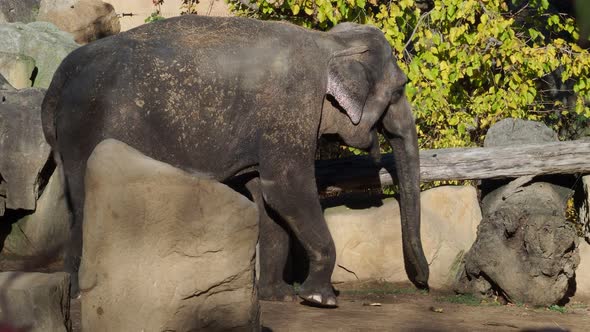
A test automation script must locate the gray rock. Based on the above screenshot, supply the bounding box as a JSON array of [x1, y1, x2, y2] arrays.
[[0, 52, 36, 89], [0, 73, 15, 91], [79, 139, 260, 331], [0, 272, 70, 332], [484, 118, 558, 147], [1, 166, 71, 260], [580, 176, 590, 243], [457, 119, 579, 306], [37, 0, 120, 44], [0, 0, 41, 23], [0, 87, 51, 213], [456, 180, 579, 306], [0, 21, 78, 88]]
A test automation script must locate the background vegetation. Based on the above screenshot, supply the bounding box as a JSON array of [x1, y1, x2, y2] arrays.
[[226, 0, 590, 150]]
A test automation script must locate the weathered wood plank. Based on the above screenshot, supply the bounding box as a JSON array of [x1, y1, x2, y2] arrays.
[[315, 140, 590, 191]]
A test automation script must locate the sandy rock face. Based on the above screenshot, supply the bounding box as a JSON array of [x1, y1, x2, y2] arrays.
[[325, 185, 481, 289], [1, 167, 71, 261], [37, 0, 120, 44], [0, 272, 70, 332], [0, 52, 36, 89], [79, 139, 259, 331]]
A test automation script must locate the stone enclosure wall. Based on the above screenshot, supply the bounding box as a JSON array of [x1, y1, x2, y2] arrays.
[[1, 1, 590, 330]]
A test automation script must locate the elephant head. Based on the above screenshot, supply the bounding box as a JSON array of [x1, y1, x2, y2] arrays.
[[319, 23, 429, 289]]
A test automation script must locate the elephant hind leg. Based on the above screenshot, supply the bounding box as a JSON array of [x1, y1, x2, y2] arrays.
[[245, 178, 297, 302], [60, 157, 87, 299], [258, 165, 338, 308]]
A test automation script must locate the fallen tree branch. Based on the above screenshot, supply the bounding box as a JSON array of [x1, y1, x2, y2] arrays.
[[315, 139, 590, 192]]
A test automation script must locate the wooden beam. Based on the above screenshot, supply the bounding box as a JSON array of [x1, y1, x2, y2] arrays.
[[315, 140, 590, 191]]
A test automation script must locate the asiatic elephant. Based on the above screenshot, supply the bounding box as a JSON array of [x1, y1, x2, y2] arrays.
[[42, 15, 428, 307]]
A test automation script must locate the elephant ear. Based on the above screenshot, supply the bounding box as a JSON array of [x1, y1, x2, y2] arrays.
[[327, 46, 371, 125]]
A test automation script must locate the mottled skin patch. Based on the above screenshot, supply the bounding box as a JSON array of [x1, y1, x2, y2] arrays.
[[42, 15, 428, 307]]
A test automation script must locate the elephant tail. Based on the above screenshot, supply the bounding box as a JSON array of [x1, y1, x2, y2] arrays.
[[41, 63, 70, 172], [41, 67, 66, 154]]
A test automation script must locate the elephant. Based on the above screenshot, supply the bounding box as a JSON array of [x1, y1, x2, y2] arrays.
[[41, 15, 428, 307]]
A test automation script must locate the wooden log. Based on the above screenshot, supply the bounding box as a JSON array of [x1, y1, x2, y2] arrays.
[[315, 140, 590, 192]]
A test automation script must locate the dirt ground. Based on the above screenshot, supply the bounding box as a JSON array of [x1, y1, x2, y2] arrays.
[[261, 293, 589, 331], [70, 282, 590, 331]]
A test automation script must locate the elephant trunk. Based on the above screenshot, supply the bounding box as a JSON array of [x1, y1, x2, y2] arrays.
[[382, 103, 429, 289]]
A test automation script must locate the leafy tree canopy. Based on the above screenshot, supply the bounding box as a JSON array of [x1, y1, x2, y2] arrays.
[[228, 0, 590, 149]]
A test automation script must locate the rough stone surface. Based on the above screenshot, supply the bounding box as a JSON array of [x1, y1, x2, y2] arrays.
[[456, 181, 579, 306], [37, 0, 78, 15], [580, 175, 590, 243], [325, 185, 481, 290], [0, 0, 41, 23], [574, 242, 590, 300], [0, 52, 36, 89], [1, 166, 71, 260], [459, 119, 580, 306], [0, 22, 78, 88], [483, 118, 558, 147], [0, 87, 51, 213], [37, 0, 120, 44], [0, 272, 70, 332], [79, 139, 259, 331], [0, 73, 15, 91]]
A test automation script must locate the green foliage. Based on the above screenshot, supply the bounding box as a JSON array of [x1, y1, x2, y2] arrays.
[[229, 0, 590, 149], [145, 12, 166, 23], [548, 304, 567, 313], [436, 293, 486, 306]]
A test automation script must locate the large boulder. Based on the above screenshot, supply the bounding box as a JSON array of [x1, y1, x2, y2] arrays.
[[0, 21, 78, 88], [0, 272, 70, 332], [574, 242, 590, 300], [579, 175, 590, 243], [0, 84, 70, 269], [79, 139, 259, 331], [0, 52, 36, 89], [37, 0, 120, 44], [456, 180, 579, 306], [325, 185, 481, 289], [0, 0, 41, 23], [0, 87, 51, 213], [1, 167, 71, 263], [483, 118, 558, 148], [456, 119, 579, 306]]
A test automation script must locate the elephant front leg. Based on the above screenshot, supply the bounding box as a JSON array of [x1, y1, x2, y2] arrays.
[[259, 164, 337, 307], [245, 178, 297, 302]]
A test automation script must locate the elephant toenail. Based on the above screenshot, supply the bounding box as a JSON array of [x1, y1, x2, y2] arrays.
[[326, 298, 336, 306], [311, 294, 322, 303]]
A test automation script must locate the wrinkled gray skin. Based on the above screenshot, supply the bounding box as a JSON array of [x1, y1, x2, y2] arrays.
[[42, 16, 428, 307]]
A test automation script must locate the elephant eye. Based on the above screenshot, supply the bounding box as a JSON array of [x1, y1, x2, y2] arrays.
[[391, 77, 407, 101], [391, 87, 404, 102]]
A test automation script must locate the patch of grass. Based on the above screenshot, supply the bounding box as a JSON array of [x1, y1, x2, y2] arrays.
[[340, 287, 428, 296], [568, 302, 588, 310], [548, 305, 567, 313], [436, 294, 502, 307]]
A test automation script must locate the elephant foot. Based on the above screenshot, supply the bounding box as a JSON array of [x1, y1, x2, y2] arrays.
[[298, 282, 338, 308], [259, 282, 297, 302], [69, 272, 81, 299]]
